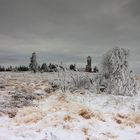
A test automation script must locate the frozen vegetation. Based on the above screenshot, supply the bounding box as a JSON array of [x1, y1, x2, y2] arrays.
[[0, 47, 140, 140], [0, 71, 140, 140], [99, 47, 137, 96]]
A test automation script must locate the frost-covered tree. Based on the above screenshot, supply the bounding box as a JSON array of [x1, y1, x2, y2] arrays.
[[85, 56, 92, 72], [29, 52, 38, 73], [99, 47, 137, 96], [41, 63, 48, 72], [69, 64, 76, 71], [93, 66, 99, 73]]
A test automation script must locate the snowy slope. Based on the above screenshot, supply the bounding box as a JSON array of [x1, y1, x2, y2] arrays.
[[0, 72, 140, 140]]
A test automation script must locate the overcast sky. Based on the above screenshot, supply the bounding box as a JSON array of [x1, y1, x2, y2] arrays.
[[0, 0, 140, 73]]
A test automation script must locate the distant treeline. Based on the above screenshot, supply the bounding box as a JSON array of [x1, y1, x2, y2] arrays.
[[0, 64, 72, 72], [0, 63, 99, 73], [0, 52, 99, 73], [0, 66, 29, 72]]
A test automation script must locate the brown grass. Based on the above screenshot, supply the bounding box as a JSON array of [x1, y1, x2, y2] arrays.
[[63, 125, 71, 130], [78, 109, 94, 119], [82, 128, 89, 135], [114, 113, 140, 128], [134, 115, 140, 124], [78, 108, 105, 122], [19, 113, 45, 124], [14, 107, 47, 124], [44, 87, 52, 94], [58, 95, 66, 102], [64, 115, 73, 122]]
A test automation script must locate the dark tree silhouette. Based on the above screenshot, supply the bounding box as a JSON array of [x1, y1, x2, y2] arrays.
[[69, 64, 76, 71], [29, 52, 38, 73], [41, 63, 48, 72], [93, 66, 99, 73]]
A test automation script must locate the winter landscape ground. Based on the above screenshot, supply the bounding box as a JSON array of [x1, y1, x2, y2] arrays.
[[1, 0, 140, 139], [0, 72, 140, 140]]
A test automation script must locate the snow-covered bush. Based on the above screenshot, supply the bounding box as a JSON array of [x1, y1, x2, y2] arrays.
[[57, 68, 97, 92], [57, 67, 67, 92], [99, 47, 137, 96], [69, 72, 93, 90]]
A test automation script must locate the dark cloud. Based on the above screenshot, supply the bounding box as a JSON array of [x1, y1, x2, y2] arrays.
[[0, 0, 140, 73], [123, 0, 140, 17]]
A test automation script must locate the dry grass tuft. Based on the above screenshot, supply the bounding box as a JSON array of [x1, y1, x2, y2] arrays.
[[44, 87, 52, 94], [114, 118, 122, 124], [14, 107, 47, 124], [114, 113, 140, 128], [133, 114, 140, 124], [63, 125, 71, 130], [58, 95, 66, 102], [78, 109, 93, 119], [64, 115, 73, 122], [78, 108, 105, 122], [82, 128, 89, 135]]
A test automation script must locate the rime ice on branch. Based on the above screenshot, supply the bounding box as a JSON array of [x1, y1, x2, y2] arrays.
[[99, 47, 137, 96]]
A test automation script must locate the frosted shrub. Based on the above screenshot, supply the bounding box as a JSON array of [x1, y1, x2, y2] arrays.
[[70, 72, 92, 89], [99, 47, 137, 96], [56, 67, 97, 92], [57, 67, 67, 92], [67, 71, 98, 92]]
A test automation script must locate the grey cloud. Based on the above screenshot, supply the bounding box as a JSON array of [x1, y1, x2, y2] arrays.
[[123, 0, 140, 17], [0, 0, 140, 73]]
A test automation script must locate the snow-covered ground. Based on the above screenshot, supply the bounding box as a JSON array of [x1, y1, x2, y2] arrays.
[[0, 72, 140, 140]]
